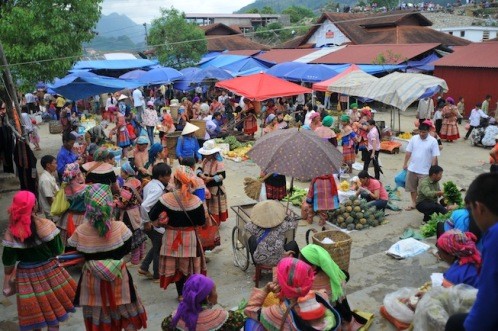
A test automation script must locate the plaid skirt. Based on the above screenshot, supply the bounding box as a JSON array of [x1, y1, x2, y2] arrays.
[[207, 186, 228, 222], [82, 299, 147, 331], [16, 259, 77, 331], [158, 256, 205, 290], [342, 145, 356, 165]]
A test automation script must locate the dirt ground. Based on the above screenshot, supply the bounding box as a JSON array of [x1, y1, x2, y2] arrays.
[[0, 109, 491, 330]]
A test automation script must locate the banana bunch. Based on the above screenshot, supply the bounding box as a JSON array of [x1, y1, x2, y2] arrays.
[[398, 132, 412, 140]]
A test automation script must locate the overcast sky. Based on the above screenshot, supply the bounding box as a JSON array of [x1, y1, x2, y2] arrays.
[[102, 0, 255, 24]]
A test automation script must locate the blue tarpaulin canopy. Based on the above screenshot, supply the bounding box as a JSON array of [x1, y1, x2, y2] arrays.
[[266, 62, 307, 78], [189, 66, 233, 83], [221, 57, 270, 76], [198, 54, 247, 69], [284, 64, 339, 83], [73, 59, 158, 70], [48, 71, 141, 101], [138, 66, 183, 85], [405, 53, 440, 72], [173, 67, 201, 91]]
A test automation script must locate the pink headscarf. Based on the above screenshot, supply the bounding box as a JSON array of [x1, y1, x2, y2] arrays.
[[277, 257, 314, 299], [437, 229, 481, 268], [8, 191, 36, 242]]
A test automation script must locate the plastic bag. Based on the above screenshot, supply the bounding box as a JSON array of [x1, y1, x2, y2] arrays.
[[413, 284, 477, 331], [383, 288, 419, 324], [258, 183, 267, 202], [50, 187, 70, 216], [394, 169, 407, 189]]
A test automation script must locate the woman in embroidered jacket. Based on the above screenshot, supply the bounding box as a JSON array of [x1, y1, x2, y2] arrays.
[[161, 274, 244, 331], [68, 184, 147, 331], [197, 140, 228, 223], [148, 166, 206, 301], [116, 164, 147, 266], [58, 162, 87, 246], [2, 191, 77, 331]]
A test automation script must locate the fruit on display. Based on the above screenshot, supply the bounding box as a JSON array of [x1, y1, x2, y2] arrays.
[[339, 181, 350, 191], [328, 195, 387, 231], [398, 132, 413, 140]]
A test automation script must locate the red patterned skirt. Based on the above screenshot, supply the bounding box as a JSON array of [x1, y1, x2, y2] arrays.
[[207, 186, 228, 222], [16, 259, 77, 331], [439, 119, 460, 141], [342, 145, 356, 165], [244, 115, 258, 135]]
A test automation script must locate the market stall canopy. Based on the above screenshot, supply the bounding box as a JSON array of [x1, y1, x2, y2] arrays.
[[173, 67, 201, 91], [138, 66, 183, 85], [313, 64, 378, 95], [73, 59, 158, 71], [48, 71, 141, 101], [220, 57, 270, 76], [189, 66, 233, 84], [247, 128, 343, 180], [284, 64, 338, 83], [215, 72, 311, 101], [266, 61, 308, 78], [119, 69, 147, 80], [360, 72, 448, 111]]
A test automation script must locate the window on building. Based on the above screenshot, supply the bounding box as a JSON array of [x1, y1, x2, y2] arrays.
[[483, 31, 490, 40], [460, 31, 465, 37]]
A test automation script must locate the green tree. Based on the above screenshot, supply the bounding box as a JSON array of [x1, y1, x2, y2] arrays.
[[246, 8, 260, 13], [148, 8, 207, 69], [282, 5, 316, 23], [0, 0, 102, 93], [260, 6, 276, 14]]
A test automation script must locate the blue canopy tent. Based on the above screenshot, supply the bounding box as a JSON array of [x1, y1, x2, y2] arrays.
[[138, 66, 183, 85], [119, 69, 147, 80], [189, 66, 233, 84], [266, 62, 308, 78], [284, 64, 338, 83], [173, 67, 201, 91], [221, 57, 270, 76], [405, 53, 440, 73], [198, 54, 247, 69], [48, 71, 142, 101], [73, 59, 158, 71]]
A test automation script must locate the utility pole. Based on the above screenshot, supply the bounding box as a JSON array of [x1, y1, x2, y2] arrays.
[[0, 41, 23, 136], [143, 23, 148, 47]]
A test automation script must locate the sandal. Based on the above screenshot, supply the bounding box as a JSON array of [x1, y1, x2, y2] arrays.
[[138, 268, 153, 279]]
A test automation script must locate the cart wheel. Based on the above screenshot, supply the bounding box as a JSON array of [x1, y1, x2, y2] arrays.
[[232, 226, 250, 271]]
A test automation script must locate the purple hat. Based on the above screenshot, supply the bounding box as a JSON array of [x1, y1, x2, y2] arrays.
[[192, 96, 200, 103], [446, 97, 455, 105]]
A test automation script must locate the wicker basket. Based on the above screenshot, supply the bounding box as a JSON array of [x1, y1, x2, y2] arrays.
[[310, 230, 352, 272], [165, 131, 182, 159], [49, 120, 63, 134]]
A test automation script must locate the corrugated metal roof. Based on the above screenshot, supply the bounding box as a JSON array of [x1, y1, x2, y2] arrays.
[[224, 50, 263, 56], [309, 43, 440, 64], [256, 49, 318, 64], [434, 42, 498, 68], [293, 46, 346, 63]]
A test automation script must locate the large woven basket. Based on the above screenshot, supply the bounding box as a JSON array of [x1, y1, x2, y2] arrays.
[[309, 230, 352, 272], [49, 120, 63, 134]]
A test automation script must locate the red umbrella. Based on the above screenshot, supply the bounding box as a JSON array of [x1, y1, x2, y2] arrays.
[[215, 72, 311, 101]]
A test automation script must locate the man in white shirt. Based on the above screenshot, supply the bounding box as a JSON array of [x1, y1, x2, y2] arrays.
[[416, 98, 434, 125], [403, 123, 440, 210], [218, 90, 228, 105], [132, 88, 145, 123], [25, 91, 37, 114], [465, 103, 489, 140], [20, 106, 34, 135], [139, 163, 172, 280], [38, 155, 59, 220]]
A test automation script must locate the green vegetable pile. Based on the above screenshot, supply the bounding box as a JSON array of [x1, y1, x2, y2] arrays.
[[283, 187, 307, 206], [420, 211, 452, 237], [443, 181, 463, 206], [223, 135, 242, 150]]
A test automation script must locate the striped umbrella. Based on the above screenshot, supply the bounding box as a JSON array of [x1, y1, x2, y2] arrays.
[[313, 64, 378, 96], [361, 72, 448, 111]]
